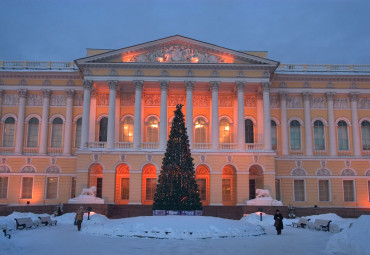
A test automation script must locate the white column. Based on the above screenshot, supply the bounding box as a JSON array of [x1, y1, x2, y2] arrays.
[[326, 92, 337, 156], [236, 82, 245, 151], [80, 80, 93, 149], [115, 92, 120, 143], [262, 83, 272, 151], [39, 89, 51, 155], [63, 90, 74, 155], [88, 89, 96, 143], [159, 81, 169, 150], [185, 81, 194, 149], [107, 80, 118, 149], [211, 81, 219, 150], [279, 92, 289, 155], [15, 89, 27, 154], [350, 93, 361, 157], [133, 80, 143, 149], [303, 92, 313, 156], [257, 91, 264, 143], [0, 90, 3, 118]]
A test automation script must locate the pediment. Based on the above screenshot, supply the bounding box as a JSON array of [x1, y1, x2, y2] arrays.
[[76, 35, 278, 67]]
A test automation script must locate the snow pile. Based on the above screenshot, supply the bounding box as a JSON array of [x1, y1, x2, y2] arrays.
[[82, 215, 264, 239], [0, 211, 50, 230], [326, 215, 370, 255], [240, 212, 275, 227]]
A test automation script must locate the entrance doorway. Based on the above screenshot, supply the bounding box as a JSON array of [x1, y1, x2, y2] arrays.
[[249, 179, 256, 199], [96, 178, 103, 198]]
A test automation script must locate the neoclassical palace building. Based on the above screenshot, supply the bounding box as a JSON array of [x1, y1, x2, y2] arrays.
[[0, 35, 370, 209]]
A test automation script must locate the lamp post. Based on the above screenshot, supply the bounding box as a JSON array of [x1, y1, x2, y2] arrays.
[[258, 207, 263, 221]]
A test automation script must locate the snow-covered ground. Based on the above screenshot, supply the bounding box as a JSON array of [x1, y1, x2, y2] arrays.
[[0, 211, 369, 255]]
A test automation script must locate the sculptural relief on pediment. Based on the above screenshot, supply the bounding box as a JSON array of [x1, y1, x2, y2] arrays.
[[3, 94, 19, 105], [334, 97, 349, 109], [144, 94, 161, 106], [168, 95, 185, 106], [219, 95, 233, 107], [123, 45, 227, 63], [244, 96, 256, 107], [120, 94, 135, 106], [193, 95, 210, 107], [287, 96, 303, 108]]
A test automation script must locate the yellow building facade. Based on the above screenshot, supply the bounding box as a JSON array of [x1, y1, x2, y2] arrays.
[[0, 36, 369, 209]]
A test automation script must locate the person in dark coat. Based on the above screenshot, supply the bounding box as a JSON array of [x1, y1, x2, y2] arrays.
[[75, 206, 84, 231], [274, 209, 284, 235]]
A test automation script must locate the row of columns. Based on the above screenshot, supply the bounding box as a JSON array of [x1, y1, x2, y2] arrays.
[[80, 80, 273, 151], [279, 92, 361, 157], [14, 89, 75, 155]]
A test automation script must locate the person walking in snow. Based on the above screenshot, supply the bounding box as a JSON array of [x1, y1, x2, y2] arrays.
[[75, 206, 84, 231], [274, 209, 284, 235]]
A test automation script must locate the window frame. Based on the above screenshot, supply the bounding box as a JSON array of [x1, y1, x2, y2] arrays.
[[293, 179, 305, 202], [2, 117, 16, 147], [343, 179, 356, 202], [21, 176, 34, 199], [26, 117, 40, 148], [45, 176, 59, 200], [289, 120, 302, 151], [120, 177, 130, 200], [0, 176, 9, 199], [361, 120, 370, 151], [313, 120, 326, 151], [50, 117, 64, 148], [337, 120, 350, 151], [318, 179, 331, 202]]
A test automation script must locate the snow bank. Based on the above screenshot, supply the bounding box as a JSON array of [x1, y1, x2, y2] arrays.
[[326, 215, 370, 255], [240, 212, 275, 227], [82, 215, 264, 239], [0, 211, 50, 230]]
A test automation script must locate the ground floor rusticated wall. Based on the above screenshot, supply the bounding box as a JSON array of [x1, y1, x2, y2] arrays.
[[1, 152, 370, 209]]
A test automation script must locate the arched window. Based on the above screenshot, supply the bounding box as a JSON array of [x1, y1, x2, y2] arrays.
[[245, 119, 254, 143], [51, 118, 63, 148], [194, 118, 206, 143], [27, 118, 39, 147], [314, 120, 325, 150], [99, 117, 108, 142], [75, 118, 82, 147], [290, 120, 301, 150], [361, 120, 370, 150], [147, 117, 159, 142], [271, 120, 277, 150], [2, 117, 15, 147], [123, 116, 134, 142], [219, 118, 231, 143], [338, 120, 349, 151]]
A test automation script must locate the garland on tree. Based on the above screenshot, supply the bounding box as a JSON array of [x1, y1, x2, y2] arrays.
[[153, 104, 202, 211]]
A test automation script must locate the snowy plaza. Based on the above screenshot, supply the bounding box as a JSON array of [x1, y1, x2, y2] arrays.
[[1, 211, 369, 255]]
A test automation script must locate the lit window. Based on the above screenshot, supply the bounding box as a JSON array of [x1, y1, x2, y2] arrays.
[[361, 121, 370, 150], [70, 177, 77, 199], [46, 177, 58, 199], [290, 120, 301, 150], [147, 117, 159, 143], [294, 180, 305, 201], [319, 180, 330, 202], [121, 178, 129, 200], [22, 177, 33, 199], [194, 118, 206, 143], [338, 121, 349, 151], [222, 179, 231, 202], [219, 118, 231, 143], [27, 118, 39, 147], [123, 117, 134, 142], [314, 120, 325, 150], [3, 117, 15, 147], [51, 118, 63, 148], [0, 177, 8, 198], [343, 180, 355, 202]]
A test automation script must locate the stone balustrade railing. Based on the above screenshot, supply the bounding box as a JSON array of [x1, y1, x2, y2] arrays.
[[0, 61, 77, 70], [277, 64, 370, 73]]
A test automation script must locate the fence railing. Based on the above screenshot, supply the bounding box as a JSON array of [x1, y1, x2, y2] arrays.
[[48, 148, 63, 155], [141, 142, 159, 149], [88, 142, 106, 149], [23, 147, 38, 154], [115, 142, 133, 149]]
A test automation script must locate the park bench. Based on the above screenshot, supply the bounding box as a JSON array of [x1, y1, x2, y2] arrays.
[[292, 218, 310, 228], [14, 217, 39, 230], [307, 219, 331, 231], [1, 224, 11, 239], [38, 216, 57, 226]]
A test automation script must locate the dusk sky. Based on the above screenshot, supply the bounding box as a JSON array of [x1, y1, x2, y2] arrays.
[[1, 0, 369, 64]]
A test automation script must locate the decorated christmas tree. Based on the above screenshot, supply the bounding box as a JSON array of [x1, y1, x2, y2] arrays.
[[153, 104, 202, 211]]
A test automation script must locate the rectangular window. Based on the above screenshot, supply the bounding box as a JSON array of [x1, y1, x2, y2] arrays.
[[22, 177, 33, 199], [294, 180, 305, 202], [0, 177, 8, 198], [196, 178, 206, 201], [275, 179, 281, 201], [70, 177, 77, 199], [121, 178, 129, 200], [222, 179, 231, 202], [46, 177, 58, 199], [319, 180, 330, 202], [145, 178, 156, 201], [343, 180, 355, 202]]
